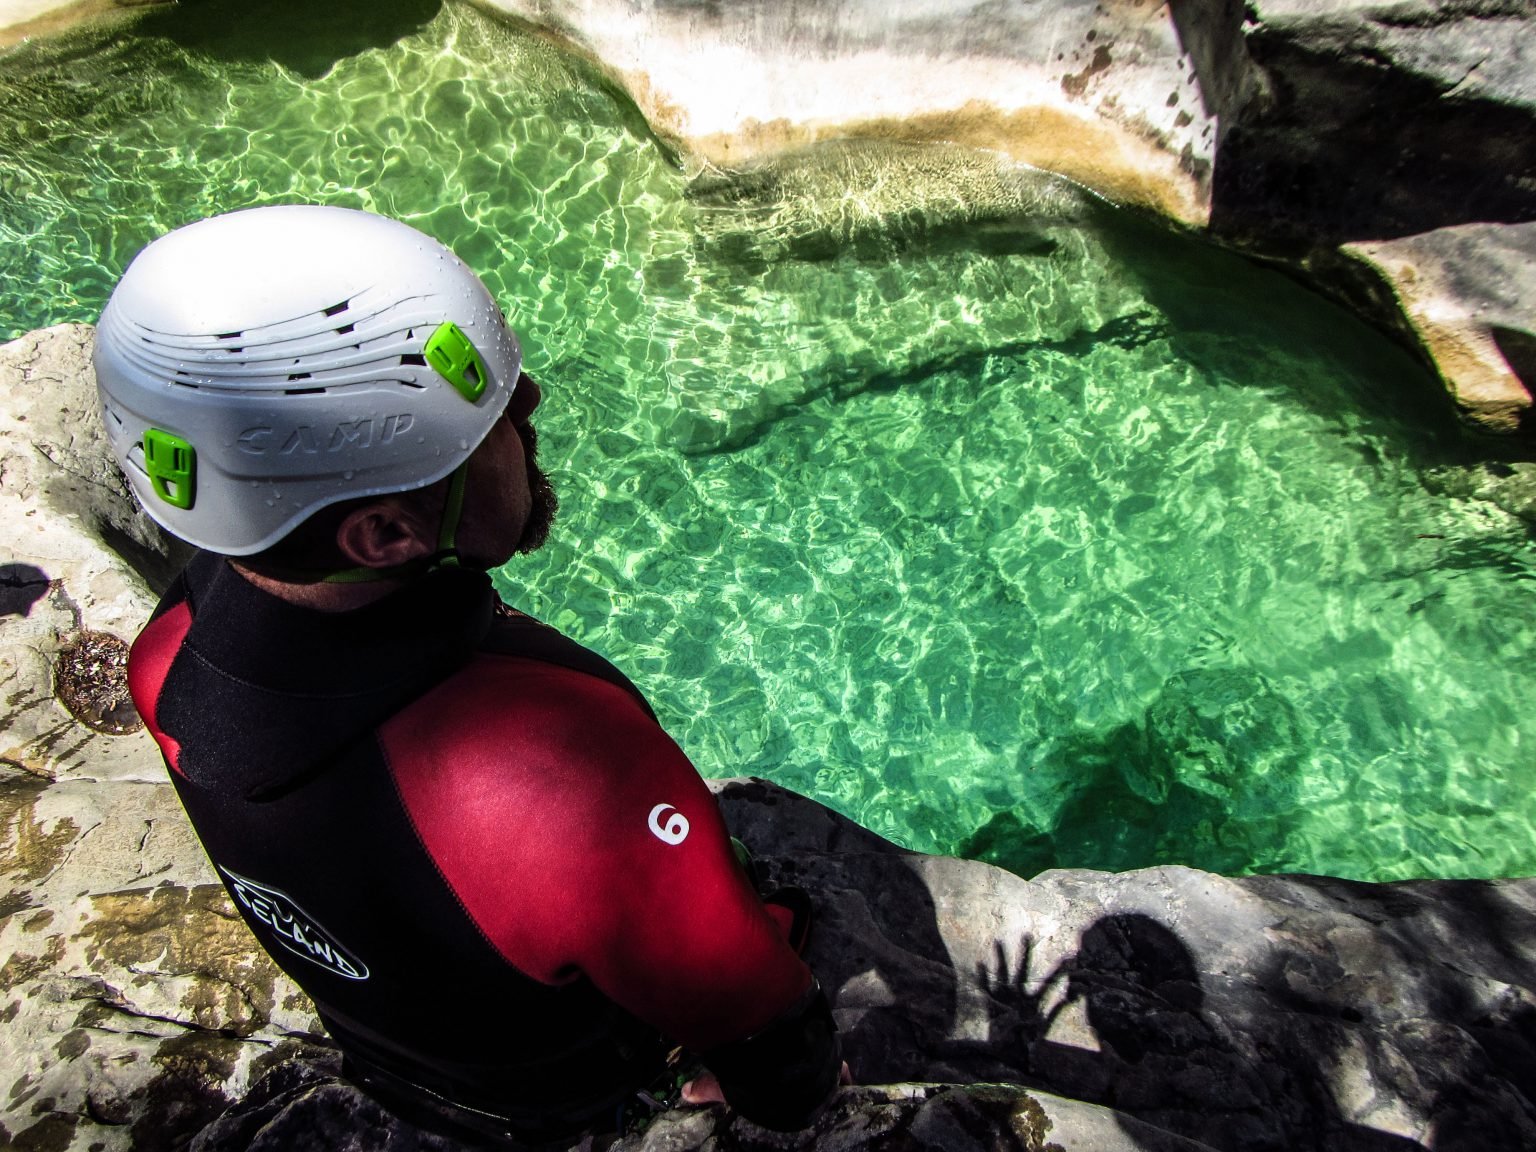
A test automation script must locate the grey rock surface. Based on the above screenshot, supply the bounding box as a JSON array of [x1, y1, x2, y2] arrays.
[[719, 779, 1536, 1152], [479, 0, 1215, 223], [147, 780, 1536, 1152]]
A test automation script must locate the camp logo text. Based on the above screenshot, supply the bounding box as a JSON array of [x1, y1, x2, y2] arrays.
[[236, 413, 415, 455], [220, 866, 370, 981]]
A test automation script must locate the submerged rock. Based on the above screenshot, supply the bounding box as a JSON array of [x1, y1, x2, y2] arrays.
[[649, 139, 1155, 454], [687, 139, 1099, 268]]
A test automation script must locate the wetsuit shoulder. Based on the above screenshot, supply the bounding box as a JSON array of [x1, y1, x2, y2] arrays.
[[379, 653, 812, 1050]]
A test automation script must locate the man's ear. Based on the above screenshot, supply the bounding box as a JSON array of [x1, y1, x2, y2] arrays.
[[334, 496, 437, 569]]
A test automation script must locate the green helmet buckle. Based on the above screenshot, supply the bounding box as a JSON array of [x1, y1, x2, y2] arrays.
[[424, 320, 489, 402], [143, 428, 196, 510]]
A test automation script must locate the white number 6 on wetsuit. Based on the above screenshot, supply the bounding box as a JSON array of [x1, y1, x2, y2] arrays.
[[648, 803, 690, 845]]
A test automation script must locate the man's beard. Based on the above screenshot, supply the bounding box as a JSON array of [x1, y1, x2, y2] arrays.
[[515, 420, 558, 554]]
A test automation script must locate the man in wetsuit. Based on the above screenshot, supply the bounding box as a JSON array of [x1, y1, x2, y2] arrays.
[[95, 205, 843, 1146]]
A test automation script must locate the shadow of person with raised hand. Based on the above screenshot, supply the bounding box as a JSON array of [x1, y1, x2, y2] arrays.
[[1039, 913, 1428, 1152]]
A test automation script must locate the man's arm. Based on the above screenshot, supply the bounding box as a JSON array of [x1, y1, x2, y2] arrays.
[[381, 657, 843, 1128]]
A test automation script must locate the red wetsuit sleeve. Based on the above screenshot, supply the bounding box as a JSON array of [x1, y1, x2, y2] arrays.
[[381, 656, 812, 1051], [127, 599, 193, 776]]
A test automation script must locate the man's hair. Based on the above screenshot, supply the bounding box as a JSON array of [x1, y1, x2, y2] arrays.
[[235, 482, 448, 582]]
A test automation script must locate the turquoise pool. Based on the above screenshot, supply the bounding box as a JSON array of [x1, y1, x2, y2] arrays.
[[4, 0, 1534, 880]]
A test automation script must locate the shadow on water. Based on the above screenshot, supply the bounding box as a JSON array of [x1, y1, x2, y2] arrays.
[[1093, 208, 1472, 461], [131, 0, 442, 78], [961, 664, 1313, 878]]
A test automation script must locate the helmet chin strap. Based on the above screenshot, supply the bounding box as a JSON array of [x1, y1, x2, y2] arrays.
[[320, 462, 471, 585]]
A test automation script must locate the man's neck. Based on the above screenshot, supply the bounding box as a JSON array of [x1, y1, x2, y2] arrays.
[[230, 562, 407, 612]]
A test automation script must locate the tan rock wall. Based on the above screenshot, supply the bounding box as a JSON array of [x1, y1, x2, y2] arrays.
[[479, 0, 1216, 223]]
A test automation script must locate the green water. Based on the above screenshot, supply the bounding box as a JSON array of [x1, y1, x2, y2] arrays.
[[5, 0, 1534, 881]]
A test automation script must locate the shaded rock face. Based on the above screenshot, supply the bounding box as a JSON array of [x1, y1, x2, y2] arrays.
[[1169, 0, 1536, 431], [719, 783, 1536, 1152], [1180, 0, 1536, 252]]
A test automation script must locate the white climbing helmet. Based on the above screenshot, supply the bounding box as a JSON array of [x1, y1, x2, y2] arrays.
[[94, 204, 521, 555]]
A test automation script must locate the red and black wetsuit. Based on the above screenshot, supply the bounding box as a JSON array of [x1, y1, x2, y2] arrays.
[[128, 552, 840, 1142]]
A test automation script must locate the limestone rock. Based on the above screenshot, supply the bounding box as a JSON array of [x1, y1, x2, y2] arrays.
[[480, 0, 1214, 224], [0, 0, 159, 50], [0, 768, 316, 1152], [719, 781, 1536, 1152], [1341, 223, 1536, 433], [0, 323, 190, 784]]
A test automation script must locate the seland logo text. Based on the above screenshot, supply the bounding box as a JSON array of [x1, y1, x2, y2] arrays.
[[220, 866, 370, 981]]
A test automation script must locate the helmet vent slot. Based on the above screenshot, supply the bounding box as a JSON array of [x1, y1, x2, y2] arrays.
[[399, 353, 427, 367], [286, 387, 325, 396], [336, 323, 355, 335], [323, 302, 349, 317]]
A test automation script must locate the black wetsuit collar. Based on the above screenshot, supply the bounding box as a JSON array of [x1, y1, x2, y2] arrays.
[[180, 550, 494, 698]]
